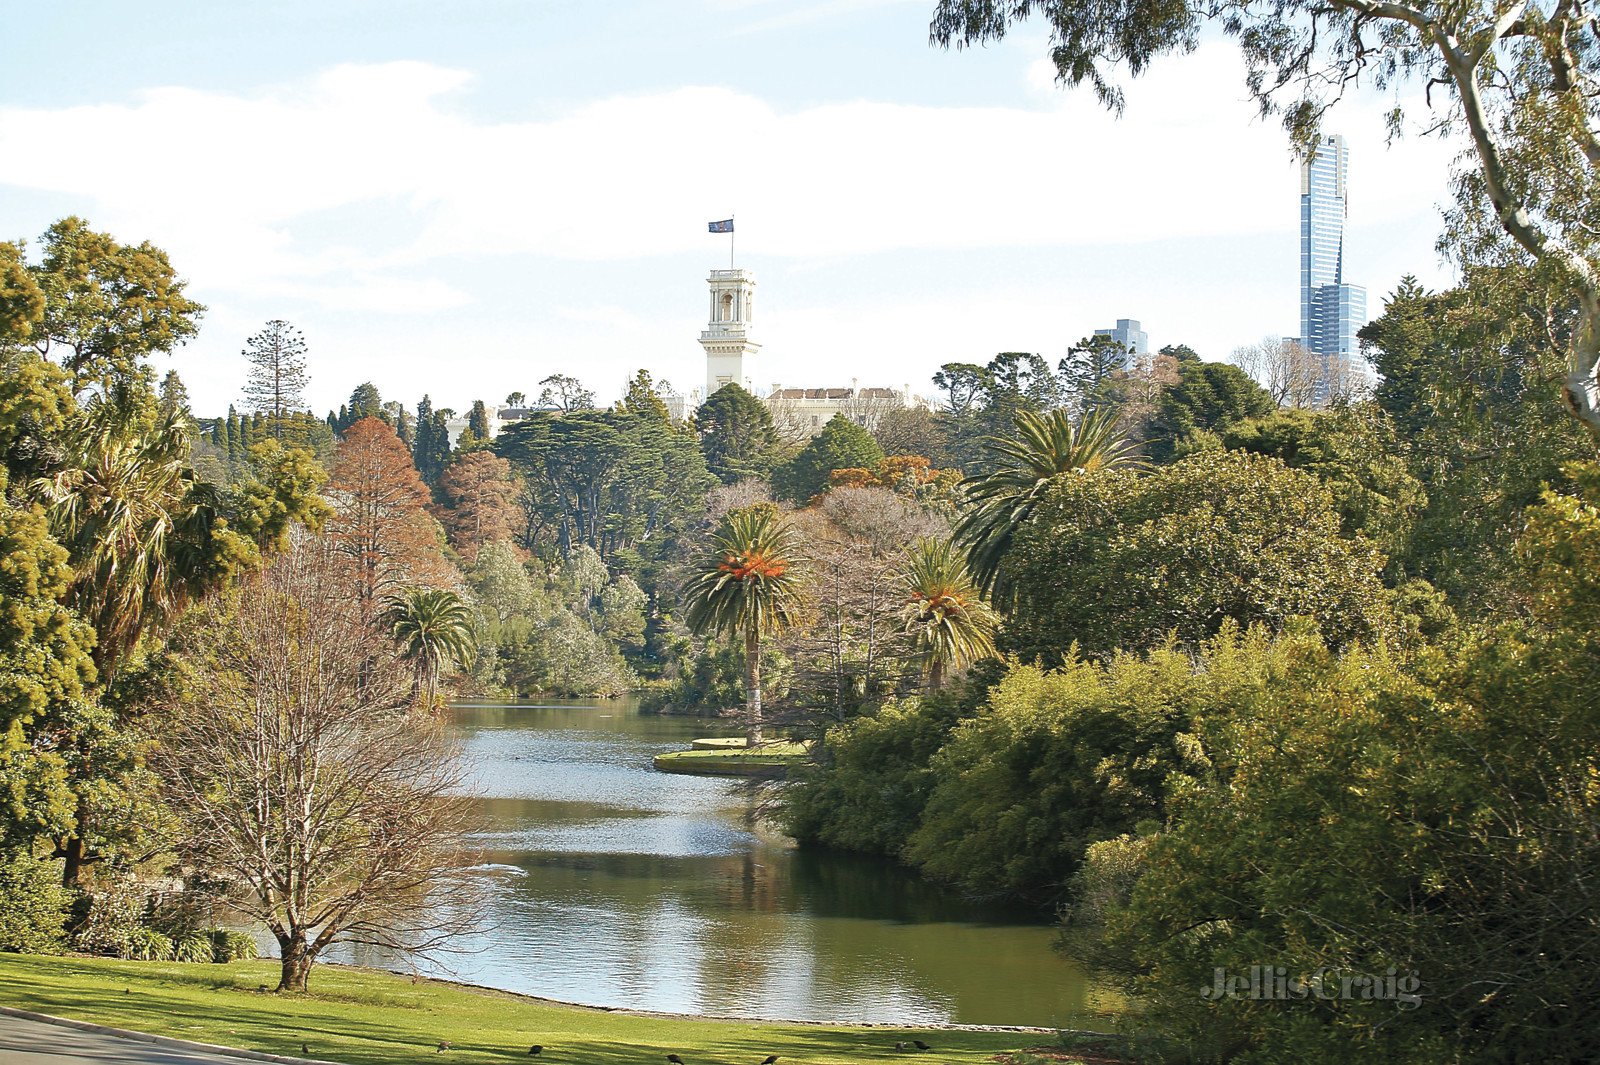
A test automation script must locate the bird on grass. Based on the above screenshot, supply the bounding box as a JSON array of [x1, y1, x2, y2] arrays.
[[913, 1040, 932, 1050], [301, 1043, 309, 1056], [528, 1046, 543, 1056], [760, 1056, 780, 1064], [667, 1055, 686, 1064], [437, 1041, 452, 1053]]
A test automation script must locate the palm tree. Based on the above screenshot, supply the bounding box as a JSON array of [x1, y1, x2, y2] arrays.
[[33, 397, 221, 679], [682, 507, 807, 746], [383, 588, 476, 710], [955, 406, 1142, 606], [900, 538, 999, 689]]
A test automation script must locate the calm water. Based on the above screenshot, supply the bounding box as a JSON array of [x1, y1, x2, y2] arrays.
[[331, 698, 1118, 1027]]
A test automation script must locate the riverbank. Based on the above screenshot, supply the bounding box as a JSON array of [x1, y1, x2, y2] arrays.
[[0, 954, 1100, 1064]]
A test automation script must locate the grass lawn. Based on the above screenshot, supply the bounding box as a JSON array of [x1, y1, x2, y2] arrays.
[[0, 952, 1068, 1064], [654, 740, 808, 778]]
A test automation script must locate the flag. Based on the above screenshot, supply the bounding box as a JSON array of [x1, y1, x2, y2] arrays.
[[708, 219, 734, 233]]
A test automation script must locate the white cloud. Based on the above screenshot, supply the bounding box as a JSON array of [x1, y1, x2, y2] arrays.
[[0, 47, 1461, 413]]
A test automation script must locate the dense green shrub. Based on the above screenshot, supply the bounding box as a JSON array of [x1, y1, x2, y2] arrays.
[[0, 851, 70, 953], [780, 664, 997, 857], [121, 926, 175, 962], [903, 639, 1249, 902], [1085, 467, 1600, 1063], [1004, 451, 1392, 663], [172, 929, 216, 963], [209, 928, 259, 963]]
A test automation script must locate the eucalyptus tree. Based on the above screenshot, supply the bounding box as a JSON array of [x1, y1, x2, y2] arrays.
[[955, 406, 1143, 605], [930, 0, 1600, 437], [683, 506, 808, 744]]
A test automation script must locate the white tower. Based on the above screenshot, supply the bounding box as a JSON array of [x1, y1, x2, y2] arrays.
[[700, 268, 761, 398]]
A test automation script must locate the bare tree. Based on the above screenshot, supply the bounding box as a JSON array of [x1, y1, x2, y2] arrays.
[[241, 320, 309, 432], [780, 488, 945, 730], [1232, 336, 1323, 409], [765, 391, 821, 448], [155, 535, 476, 992], [838, 388, 907, 434]]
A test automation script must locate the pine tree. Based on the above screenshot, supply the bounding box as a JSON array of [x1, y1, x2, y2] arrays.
[[241, 320, 310, 433], [158, 370, 192, 423]]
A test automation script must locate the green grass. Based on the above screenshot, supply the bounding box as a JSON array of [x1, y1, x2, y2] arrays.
[[654, 740, 808, 777], [0, 953, 1040, 1064]]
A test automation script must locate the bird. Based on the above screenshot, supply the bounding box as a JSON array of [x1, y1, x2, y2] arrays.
[[760, 1056, 780, 1064], [438, 1041, 452, 1053], [528, 1047, 544, 1057], [895, 1043, 908, 1052], [912, 1040, 932, 1051], [301, 1043, 309, 1056], [667, 1055, 686, 1064]]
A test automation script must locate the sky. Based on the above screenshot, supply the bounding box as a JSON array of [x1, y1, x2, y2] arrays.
[[0, 1, 1463, 417]]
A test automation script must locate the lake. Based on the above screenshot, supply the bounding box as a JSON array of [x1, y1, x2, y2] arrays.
[[330, 697, 1118, 1028]]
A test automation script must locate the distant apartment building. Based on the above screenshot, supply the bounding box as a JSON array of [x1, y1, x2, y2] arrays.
[[1093, 319, 1148, 362], [1298, 134, 1367, 402]]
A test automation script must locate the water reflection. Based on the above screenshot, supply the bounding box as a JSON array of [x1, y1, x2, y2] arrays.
[[326, 699, 1117, 1027]]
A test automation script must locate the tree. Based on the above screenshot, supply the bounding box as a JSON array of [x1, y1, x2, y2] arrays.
[[620, 369, 673, 423], [0, 472, 98, 858], [696, 383, 778, 483], [955, 405, 1141, 604], [384, 588, 476, 710], [0, 239, 45, 346], [157, 370, 192, 424], [1144, 351, 1275, 462], [505, 391, 527, 407], [683, 506, 808, 744], [1360, 268, 1591, 609], [783, 490, 940, 727], [33, 399, 237, 679], [773, 414, 885, 502], [464, 400, 493, 445], [1223, 405, 1427, 562], [1005, 450, 1392, 662], [536, 374, 596, 413], [436, 451, 521, 560], [241, 321, 309, 431], [929, 0, 1600, 439], [1059, 334, 1128, 413], [157, 539, 473, 992], [899, 537, 999, 689], [1230, 336, 1325, 409], [496, 409, 714, 560], [325, 417, 451, 619], [871, 406, 950, 467], [25, 217, 204, 392], [410, 395, 453, 487]]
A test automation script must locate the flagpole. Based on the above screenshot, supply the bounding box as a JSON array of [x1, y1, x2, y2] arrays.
[[730, 213, 735, 269]]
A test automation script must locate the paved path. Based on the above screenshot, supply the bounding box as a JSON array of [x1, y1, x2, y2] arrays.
[[0, 1013, 299, 1064]]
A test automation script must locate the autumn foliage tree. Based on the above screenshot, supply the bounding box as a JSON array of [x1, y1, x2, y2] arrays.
[[326, 417, 452, 617], [436, 451, 522, 561]]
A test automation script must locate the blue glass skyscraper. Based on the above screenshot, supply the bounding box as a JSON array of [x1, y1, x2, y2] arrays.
[[1299, 134, 1366, 401]]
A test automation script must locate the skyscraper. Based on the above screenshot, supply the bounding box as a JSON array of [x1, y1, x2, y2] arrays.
[[1093, 319, 1148, 361], [1299, 134, 1366, 402]]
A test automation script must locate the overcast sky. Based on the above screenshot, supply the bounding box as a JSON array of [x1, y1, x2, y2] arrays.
[[1, 1, 1463, 416]]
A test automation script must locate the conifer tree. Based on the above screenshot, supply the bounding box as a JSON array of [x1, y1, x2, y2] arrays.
[[241, 320, 309, 433]]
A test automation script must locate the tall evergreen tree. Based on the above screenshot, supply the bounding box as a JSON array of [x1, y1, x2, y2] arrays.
[[241, 320, 309, 433], [158, 369, 192, 423], [696, 383, 777, 483]]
